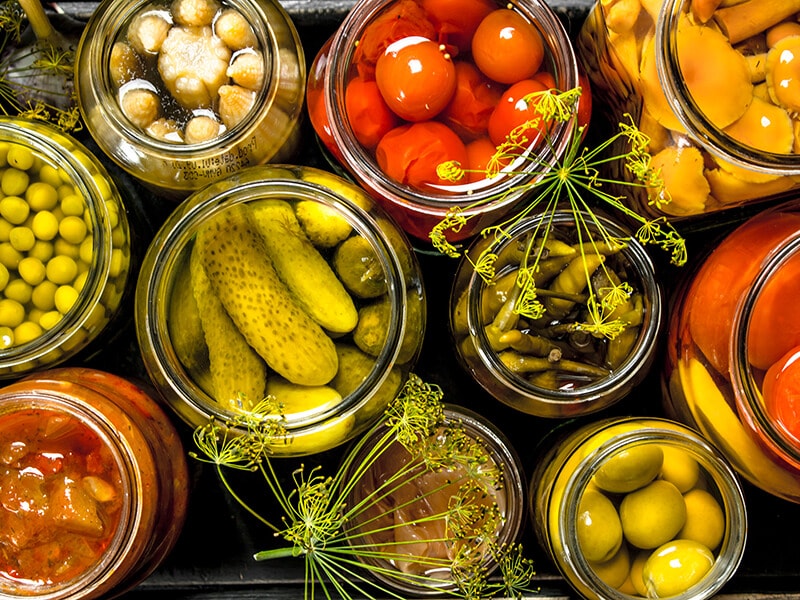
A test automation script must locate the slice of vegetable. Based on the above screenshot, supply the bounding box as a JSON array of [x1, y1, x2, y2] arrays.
[[763, 345, 800, 441]]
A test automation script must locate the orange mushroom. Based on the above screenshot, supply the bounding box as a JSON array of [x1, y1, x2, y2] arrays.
[[649, 145, 711, 216], [724, 95, 794, 155], [766, 35, 800, 113]]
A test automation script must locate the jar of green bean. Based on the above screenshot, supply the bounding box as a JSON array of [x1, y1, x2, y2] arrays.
[[450, 210, 663, 418], [0, 117, 131, 378]]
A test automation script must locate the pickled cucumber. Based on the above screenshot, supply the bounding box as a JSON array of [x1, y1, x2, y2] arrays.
[[195, 205, 338, 386], [333, 235, 388, 299], [168, 252, 208, 374], [331, 343, 403, 410], [353, 290, 424, 364], [265, 375, 343, 422]]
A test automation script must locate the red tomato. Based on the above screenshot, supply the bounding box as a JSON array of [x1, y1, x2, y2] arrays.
[[354, 0, 436, 79], [441, 61, 503, 139], [345, 76, 399, 149], [376, 121, 468, 190], [763, 346, 800, 440], [577, 70, 593, 134], [420, 0, 494, 53], [686, 210, 800, 375], [472, 9, 545, 84], [376, 37, 457, 121], [465, 136, 501, 182], [488, 78, 549, 146], [533, 70, 556, 90]]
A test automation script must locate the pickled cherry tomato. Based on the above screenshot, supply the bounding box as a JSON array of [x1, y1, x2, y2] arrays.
[[472, 9, 545, 84], [465, 137, 500, 182], [441, 61, 503, 139], [763, 346, 800, 440], [346, 76, 400, 149], [421, 0, 494, 53], [376, 36, 457, 122], [376, 121, 467, 189], [488, 78, 549, 146]]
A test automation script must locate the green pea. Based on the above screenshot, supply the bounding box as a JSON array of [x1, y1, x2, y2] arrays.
[[26, 181, 59, 211], [0, 263, 8, 291], [18, 256, 46, 286], [9, 227, 35, 252], [0, 326, 12, 348], [0, 298, 25, 327], [29, 240, 54, 263], [1, 168, 29, 196], [112, 227, 126, 248], [6, 144, 34, 171], [53, 239, 79, 260], [84, 303, 106, 331], [5, 278, 32, 304], [13, 320, 43, 345], [31, 210, 59, 241], [0, 242, 23, 270], [93, 173, 113, 200], [79, 237, 93, 264], [109, 248, 126, 278], [59, 215, 88, 244], [38, 164, 61, 187], [0, 196, 30, 225], [46, 255, 78, 285], [31, 280, 57, 311], [0, 219, 12, 243], [55, 284, 79, 314], [60, 194, 85, 217], [0, 142, 9, 167], [73, 270, 88, 293], [39, 310, 62, 330]]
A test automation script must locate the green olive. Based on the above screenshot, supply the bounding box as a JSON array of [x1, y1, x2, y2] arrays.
[[594, 444, 664, 493], [619, 480, 686, 549], [577, 489, 623, 563], [679, 488, 725, 550], [642, 539, 714, 597], [659, 445, 700, 493]]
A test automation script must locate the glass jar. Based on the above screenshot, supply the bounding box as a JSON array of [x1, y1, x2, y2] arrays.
[[664, 199, 800, 502], [75, 0, 305, 199], [0, 117, 132, 379], [307, 0, 582, 242], [135, 164, 426, 456], [341, 403, 526, 596], [578, 0, 800, 221], [450, 210, 663, 418], [0, 366, 189, 599], [530, 417, 747, 600]]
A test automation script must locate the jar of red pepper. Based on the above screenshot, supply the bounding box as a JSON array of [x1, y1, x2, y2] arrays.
[[0, 367, 189, 598], [664, 199, 800, 502], [307, 0, 583, 242]]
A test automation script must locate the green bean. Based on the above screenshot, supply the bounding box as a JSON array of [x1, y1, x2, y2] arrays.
[[498, 329, 573, 359], [545, 253, 605, 319], [499, 350, 611, 378], [527, 369, 559, 390], [605, 326, 640, 369]]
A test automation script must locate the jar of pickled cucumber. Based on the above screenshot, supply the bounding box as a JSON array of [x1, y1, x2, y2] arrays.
[[341, 403, 526, 596], [307, 0, 583, 242], [0, 118, 132, 379], [450, 210, 663, 418], [664, 199, 800, 502], [0, 367, 189, 599], [578, 0, 800, 221], [530, 417, 747, 600], [135, 164, 426, 456], [75, 0, 305, 199]]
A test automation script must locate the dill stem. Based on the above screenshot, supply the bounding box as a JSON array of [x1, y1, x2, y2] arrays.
[[17, 0, 54, 41], [253, 547, 295, 561]]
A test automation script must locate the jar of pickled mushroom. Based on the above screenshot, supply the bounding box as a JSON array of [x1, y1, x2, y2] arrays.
[[578, 0, 800, 221], [0, 117, 132, 379], [0, 367, 189, 599], [341, 403, 526, 596], [135, 164, 426, 456], [530, 416, 747, 600], [307, 0, 584, 242], [664, 199, 800, 502], [450, 210, 663, 418], [75, 0, 305, 199]]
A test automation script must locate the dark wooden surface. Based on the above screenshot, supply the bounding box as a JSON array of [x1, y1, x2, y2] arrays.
[[47, 0, 800, 598]]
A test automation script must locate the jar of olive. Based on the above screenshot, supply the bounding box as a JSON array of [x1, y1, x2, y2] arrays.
[[0, 117, 131, 378], [135, 164, 426, 456], [307, 0, 583, 242], [450, 210, 663, 418], [0, 367, 189, 599], [75, 0, 305, 198], [530, 417, 747, 600], [578, 0, 800, 221], [664, 199, 800, 503]]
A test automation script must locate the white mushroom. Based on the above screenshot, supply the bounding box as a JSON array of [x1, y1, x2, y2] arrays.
[[127, 8, 172, 55], [185, 113, 223, 143], [227, 49, 264, 90], [214, 8, 257, 50], [120, 84, 161, 129], [218, 84, 256, 128], [171, 0, 221, 27]]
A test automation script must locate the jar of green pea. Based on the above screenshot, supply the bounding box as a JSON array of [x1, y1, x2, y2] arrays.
[[0, 117, 131, 378]]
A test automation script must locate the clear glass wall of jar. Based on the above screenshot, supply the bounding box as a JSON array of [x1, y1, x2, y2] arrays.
[[578, 0, 800, 222], [75, 0, 305, 199], [135, 165, 426, 456], [0, 118, 132, 379], [664, 199, 800, 502], [530, 417, 747, 600], [307, 0, 581, 242], [450, 210, 663, 418], [0, 367, 189, 599]]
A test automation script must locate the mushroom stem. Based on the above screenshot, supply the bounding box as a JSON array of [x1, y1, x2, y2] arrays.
[[16, 0, 56, 42], [690, 0, 723, 23], [715, 0, 800, 44]]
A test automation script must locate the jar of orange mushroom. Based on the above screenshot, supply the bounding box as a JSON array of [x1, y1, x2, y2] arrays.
[[578, 0, 800, 221], [74, 0, 305, 198]]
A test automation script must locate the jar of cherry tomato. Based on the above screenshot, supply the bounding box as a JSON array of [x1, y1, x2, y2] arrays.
[[450, 210, 663, 418], [664, 200, 800, 502], [0, 367, 189, 599], [530, 417, 747, 600], [578, 0, 800, 222], [307, 0, 582, 242], [135, 164, 425, 456], [75, 0, 305, 199], [0, 118, 132, 379]]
